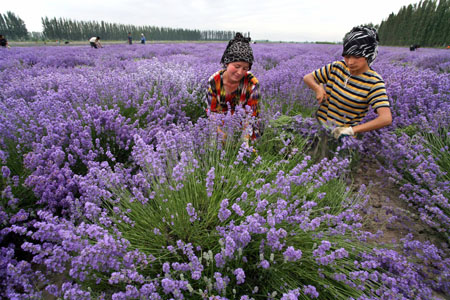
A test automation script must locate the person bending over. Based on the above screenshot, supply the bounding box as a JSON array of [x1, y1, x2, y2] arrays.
[[303, 26, 392, 140], [89, 36, 102, 48]]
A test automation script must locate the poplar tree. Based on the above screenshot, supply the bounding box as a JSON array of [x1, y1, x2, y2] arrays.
[[40, 16, 235, 41], [378, 0, 449, 47], [0, 11, 28, 40]]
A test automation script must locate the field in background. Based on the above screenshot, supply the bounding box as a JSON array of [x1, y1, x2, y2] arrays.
[[0, 42, 449, 299]]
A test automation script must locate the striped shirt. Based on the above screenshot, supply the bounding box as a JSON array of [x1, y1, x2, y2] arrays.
[[206, 69, 260, 117], [313, 60, 390, 126]]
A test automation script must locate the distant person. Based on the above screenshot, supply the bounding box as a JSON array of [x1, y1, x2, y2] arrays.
[[127, 32, 132, 45], [205, 32, 261, 145], [89, 36, 102, 48], [410, 44, 420, 51], [140, 33, 146, 44], [303, 26, 392, 141], [0, 34, 9, 48]]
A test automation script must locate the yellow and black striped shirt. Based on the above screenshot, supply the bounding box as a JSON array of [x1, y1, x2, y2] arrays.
[[313, 60, 390, 126]]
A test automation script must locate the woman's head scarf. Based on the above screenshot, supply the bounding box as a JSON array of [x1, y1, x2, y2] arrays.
[[221, 32, 254, 69]]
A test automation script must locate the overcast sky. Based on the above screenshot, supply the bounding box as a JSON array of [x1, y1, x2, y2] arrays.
[[4, 0, 419, 42]]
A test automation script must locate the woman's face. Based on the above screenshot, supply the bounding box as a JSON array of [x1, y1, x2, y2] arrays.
[[225, 61, 250, 83]]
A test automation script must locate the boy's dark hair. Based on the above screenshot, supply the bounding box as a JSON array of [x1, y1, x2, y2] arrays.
[[97, 36, 101, 40]]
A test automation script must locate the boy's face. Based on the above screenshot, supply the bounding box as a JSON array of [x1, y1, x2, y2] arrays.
[[344, 55, 369, 75]]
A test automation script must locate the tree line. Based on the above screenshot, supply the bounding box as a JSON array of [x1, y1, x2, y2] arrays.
[[3, 2, 449, 45], [0, 11, 28, 40], [41, 17, 238, 41], [378, 0, 449, 47], [0, 12, 237, 41]]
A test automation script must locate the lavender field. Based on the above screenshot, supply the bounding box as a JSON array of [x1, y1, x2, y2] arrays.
[[0, 43, 449, 300]]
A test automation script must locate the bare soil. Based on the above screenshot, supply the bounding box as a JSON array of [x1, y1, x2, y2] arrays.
[[351, 157, 449, 300]]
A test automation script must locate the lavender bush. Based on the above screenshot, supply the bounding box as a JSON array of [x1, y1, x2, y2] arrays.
[[1, 43, 449, 299]]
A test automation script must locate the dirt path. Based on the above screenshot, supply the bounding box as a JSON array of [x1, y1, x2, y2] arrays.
[[352, 157, 431, 244], [351, 157, 449, 300]]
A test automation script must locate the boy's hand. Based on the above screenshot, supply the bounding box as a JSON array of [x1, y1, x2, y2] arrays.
[[332, 127, 354, 139], [315, 86, 328, 104]]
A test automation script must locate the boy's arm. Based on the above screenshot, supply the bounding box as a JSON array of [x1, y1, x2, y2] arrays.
[[332, 107, 392, 139], [352, 107, 392, 134], [303, 73, 328, 104]]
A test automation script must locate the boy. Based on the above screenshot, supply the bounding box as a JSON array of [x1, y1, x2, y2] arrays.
[[303, 26, 392, 140]]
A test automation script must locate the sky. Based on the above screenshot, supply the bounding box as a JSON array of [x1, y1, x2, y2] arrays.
[[4, 0, 420, 42]]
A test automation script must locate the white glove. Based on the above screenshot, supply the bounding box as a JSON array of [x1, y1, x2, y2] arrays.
[[332, 126, 354, 139]]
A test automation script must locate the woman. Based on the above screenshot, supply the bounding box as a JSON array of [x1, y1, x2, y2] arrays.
[[206, 33, 260, 144]]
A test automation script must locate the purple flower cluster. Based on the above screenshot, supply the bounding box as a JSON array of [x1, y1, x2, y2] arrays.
[[1, 42, 449, 299]]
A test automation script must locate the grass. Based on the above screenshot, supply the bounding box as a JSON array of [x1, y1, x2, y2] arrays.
[[85, 129, 388, 299]]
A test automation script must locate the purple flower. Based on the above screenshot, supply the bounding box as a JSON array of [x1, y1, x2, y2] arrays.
[[231, 203, 244, 216], [162, 262, 170, 273], [186, 203, 198, 222], [206, 167, 215, 197], [260, 259, 270, 269], [218, 199, 231, 222], [303, 285, 319, 298], [233, 268, 246, 284], [1, 166, 11, 178], [283, 246, 302, 262]]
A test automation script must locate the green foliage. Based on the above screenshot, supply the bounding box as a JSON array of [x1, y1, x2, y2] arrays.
[[93, 131, 385, 299], [378, 0, 450, 47], [258, 115, 307, 159], [394, 124, 419, 137], [90, 127, 134, 168], [0, 11, 28, 40], [424, 128, 450, 182], [41, 16, 237, 41], [181, 91, 207, 124], [0, 139, 38, 216], [263, 96, 316, 119]]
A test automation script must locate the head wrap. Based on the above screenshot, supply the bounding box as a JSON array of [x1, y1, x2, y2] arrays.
[[220, 32, 254, 70], [342, 26, 379, 66]]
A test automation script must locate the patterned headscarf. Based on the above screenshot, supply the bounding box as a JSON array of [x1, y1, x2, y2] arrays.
[[220, 32, 254, 70], [342, 26, 379, 66]]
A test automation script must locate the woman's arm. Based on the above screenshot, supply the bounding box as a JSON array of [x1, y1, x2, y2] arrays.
[[205, 82, 217, 114], [247, 81, 260, 117]]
